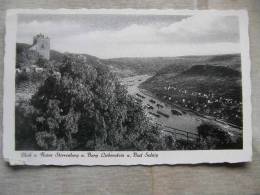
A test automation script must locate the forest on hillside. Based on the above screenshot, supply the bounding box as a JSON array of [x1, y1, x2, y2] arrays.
[[15, 55, 172, 151]]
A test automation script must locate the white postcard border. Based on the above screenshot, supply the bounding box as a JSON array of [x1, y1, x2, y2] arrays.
[[3, 9, 252, 165]]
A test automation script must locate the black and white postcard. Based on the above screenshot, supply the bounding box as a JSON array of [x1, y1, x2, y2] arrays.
[[3, 9, 251, 165]]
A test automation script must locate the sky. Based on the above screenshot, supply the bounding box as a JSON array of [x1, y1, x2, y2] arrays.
[[17, 13, 240, 59]]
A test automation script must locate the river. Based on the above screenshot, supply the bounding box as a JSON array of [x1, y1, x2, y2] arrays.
[[121, 74, 242, 140]]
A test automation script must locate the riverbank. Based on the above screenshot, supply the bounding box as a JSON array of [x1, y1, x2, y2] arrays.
[[121, 74, 242, 142], [139, 87, 242, 131]]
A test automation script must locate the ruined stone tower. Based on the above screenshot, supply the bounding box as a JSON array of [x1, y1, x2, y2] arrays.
[[30, 34, 50, 60]]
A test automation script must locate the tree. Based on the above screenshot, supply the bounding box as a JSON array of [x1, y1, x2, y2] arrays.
[[197, 122, 233, 149], [15, 100, 36, 150], [30, 55, 165, 150], [36, 57, 49, 68]]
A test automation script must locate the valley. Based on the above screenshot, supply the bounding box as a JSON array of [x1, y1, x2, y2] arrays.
[[15, 42, 243, 149], [121, 74, 242, 142], [140, 65, 242, 127]]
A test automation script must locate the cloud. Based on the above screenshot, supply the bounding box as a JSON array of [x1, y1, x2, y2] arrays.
[[17, 20, 82, 43], [159, 13, 239, 43], [17, 14, 240, 58]]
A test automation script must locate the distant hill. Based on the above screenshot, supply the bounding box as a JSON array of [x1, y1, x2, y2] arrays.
[[17, 43, 241, 78], [141, 54, 242, 99], [155, 54, 241, 76], [141, 65, 242, 100], [178, 65, 240, 78], [101, 54, 241, 77], [101, 57, 181, 76]]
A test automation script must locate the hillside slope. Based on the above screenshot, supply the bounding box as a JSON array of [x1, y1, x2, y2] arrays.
[[15, 43, 169, 151], [141, 65, 241, 99], [102, 54, 241, 77], [140, 65, 242, 126], [16, 43, 104, 69], [17, 43, 241, 78], [16, 43, 105, 103]]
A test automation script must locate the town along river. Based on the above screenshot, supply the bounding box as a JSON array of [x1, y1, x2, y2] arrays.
[[121, 75, 242, 141]]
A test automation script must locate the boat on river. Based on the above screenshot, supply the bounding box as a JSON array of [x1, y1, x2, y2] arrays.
[[134, 97, 143, 103], [136, 93, 145, 99], [146, 104, 154, 109], [149, 99, 156, 104], [157, 110, 170, 118], [148, 112, 160, 118], [156, 103, 164, 109], [171, 109, 182, 116]]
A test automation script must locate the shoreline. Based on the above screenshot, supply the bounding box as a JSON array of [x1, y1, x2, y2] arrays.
[[138, 87, 242, 132]]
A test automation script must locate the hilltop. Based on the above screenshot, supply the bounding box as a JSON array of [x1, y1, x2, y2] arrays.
[[102, 54, 241, 77], [101, 57, 181, 77], [16, 43, 101, 69]]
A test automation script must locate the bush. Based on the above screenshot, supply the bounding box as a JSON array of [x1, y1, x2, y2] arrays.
[[197, 122, 238, 149], [15, 101, 37, 150], [16, 71, 29, 84]]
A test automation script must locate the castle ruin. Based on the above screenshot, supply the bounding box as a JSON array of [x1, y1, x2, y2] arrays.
[[29, 34, 50, 60]]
